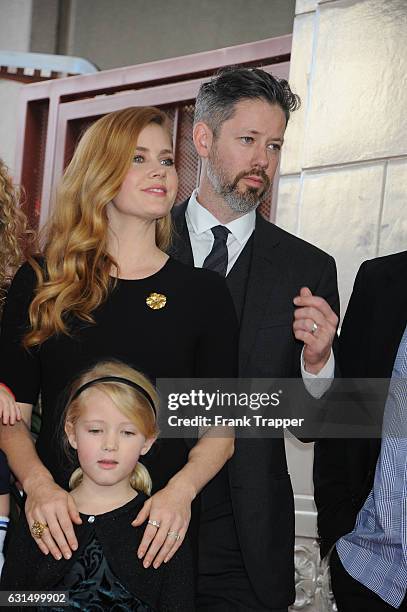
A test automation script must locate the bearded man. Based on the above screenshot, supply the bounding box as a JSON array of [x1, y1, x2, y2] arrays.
[[171, 67, 339, 612]]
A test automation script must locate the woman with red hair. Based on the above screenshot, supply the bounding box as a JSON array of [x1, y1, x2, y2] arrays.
[[0, 107, 237, 579]]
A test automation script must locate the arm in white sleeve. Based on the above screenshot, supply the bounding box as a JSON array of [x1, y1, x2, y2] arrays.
[[301, 348, 334, 399]]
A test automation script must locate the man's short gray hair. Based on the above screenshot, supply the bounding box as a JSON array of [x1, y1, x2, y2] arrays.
[[194, 66, 300, 135]]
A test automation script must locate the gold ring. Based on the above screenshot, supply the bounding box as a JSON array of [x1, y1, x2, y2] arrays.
[[167, 530, 181, 541], [31, 520, 48, 539]]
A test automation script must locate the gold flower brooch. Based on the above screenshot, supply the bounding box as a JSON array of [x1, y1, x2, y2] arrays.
[[146, 292, 167, 310]]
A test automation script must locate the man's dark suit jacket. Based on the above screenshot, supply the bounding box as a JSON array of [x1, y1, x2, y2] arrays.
[[170, 200, 339, 609], [314, 250, 407, 559]]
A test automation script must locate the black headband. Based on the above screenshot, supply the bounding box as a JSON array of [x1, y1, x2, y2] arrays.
[[71, 376, 157, 417]]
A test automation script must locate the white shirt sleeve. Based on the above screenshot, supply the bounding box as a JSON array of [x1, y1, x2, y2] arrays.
[[301, 349, 335, 399]]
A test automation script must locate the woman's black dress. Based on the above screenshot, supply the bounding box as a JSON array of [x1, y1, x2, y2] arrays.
[[0, 257, 238, 490]]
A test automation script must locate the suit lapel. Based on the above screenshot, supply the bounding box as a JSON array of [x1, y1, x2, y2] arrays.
[[373, 255, 407, 375], [238, 213, 283, 373], [368, 255, 407, 465], [169, 200, 194, 266]]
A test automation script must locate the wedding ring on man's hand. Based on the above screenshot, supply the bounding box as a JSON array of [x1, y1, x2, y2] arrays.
[[31, 520, 48, 539], [148, 519, 161, 529], [311, 321, 318, 334], [167, 530, 181, 541]]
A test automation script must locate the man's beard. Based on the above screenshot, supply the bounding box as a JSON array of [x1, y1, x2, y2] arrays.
[[206, 148, 271, 214]]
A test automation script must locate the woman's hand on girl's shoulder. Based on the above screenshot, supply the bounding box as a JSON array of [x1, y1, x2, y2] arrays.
[[24, 475, 82, 561], [0, 387, 22, 425]]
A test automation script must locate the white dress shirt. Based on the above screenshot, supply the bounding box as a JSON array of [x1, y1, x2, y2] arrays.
[[185, 190, 334, 397]]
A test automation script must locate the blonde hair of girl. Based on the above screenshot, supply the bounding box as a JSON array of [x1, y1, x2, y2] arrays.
[[63, 360, 159, 496], [0, 159, 31, 313], [25, 106, 173, 348]]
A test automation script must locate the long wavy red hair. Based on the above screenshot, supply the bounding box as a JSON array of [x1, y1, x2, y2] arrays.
[[25, 106, 173, 347]]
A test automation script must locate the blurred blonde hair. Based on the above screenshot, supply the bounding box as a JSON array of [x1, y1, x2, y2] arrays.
[[25, 106, 173, 347], [64, 360, 159, 495], [0, 159, 32, 314]]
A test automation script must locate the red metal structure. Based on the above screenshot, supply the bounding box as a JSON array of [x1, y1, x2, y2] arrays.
[[14, 36, 291, 229]]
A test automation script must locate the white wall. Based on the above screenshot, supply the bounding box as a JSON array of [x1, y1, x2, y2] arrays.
[[0, 0, 33, 174], [0, 0, 32, 51], [281, 3, 407, 608], [277, 0, 407, 317], [64, 0, 296, 69], [0, 80, 22, 174]]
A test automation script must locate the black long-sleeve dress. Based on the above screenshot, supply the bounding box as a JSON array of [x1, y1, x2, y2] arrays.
[[0, 257, 238, 491], [0, 256, 238, 608], [1, 492, 195, 611]]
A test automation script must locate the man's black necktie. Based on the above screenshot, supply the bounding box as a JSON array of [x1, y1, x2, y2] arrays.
[[202, 225, 230, 277]]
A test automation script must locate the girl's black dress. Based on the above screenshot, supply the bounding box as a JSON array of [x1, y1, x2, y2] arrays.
[[1, 492, 194, 611]]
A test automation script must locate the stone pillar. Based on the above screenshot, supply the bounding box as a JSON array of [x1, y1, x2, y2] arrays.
[[277, 0, 407, 315], [281, 2, 407, 609]]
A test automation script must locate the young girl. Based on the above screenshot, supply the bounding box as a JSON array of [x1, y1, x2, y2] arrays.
[[1, 360, 194, 610]]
